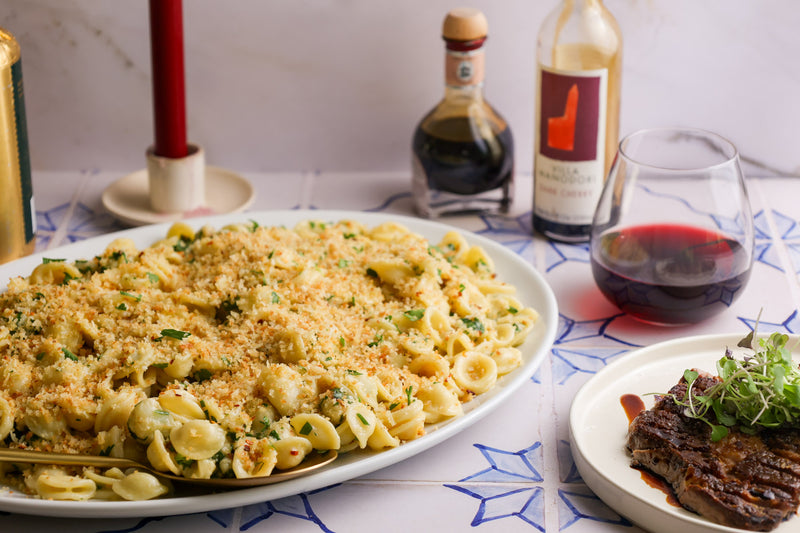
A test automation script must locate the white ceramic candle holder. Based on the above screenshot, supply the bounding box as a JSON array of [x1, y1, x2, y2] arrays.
[[147, 143, 206, 213], [101, 143, 255, 227]]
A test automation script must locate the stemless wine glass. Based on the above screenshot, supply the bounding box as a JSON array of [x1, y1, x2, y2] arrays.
[[590, 128, 754, 325]]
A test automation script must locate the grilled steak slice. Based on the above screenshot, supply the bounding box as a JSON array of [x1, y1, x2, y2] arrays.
[[627, 375, 800, 531]]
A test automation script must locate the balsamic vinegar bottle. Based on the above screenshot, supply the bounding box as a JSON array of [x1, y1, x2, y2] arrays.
[[533, 0, 621, 242], [412, 8, 514, 218]]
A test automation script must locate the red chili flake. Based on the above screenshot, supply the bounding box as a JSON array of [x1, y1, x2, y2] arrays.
[[290, 450, 300, 456]]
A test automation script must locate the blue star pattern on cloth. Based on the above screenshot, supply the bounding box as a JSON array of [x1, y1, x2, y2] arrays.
[[445, 444, 545, 529], [558, 485, 631, 529], [551, 313, 639, 384], [240, 488, 337, 532], [738, 310, 800, 335]]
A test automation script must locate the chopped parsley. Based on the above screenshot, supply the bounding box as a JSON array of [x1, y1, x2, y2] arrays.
[[460, 317, 485, 333], [159, 328, 191, 341], [174, 453, 195, 468], [193, 369, 213, 382], [403, 309, 425, 321], [120, 291, 142, 302]]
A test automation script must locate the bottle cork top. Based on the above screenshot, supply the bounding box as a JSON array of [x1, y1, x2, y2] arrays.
[[442, 8, 488, 42]]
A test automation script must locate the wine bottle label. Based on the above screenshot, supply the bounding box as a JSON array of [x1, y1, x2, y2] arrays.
[[445, 48, 485, 88], [533, 64, 608, 226]]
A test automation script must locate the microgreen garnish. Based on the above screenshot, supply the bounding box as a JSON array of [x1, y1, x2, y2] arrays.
[[668, 324, 800, 442]]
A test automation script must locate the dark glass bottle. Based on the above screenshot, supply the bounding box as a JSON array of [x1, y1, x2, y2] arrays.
[[412, 8, 513, 218]]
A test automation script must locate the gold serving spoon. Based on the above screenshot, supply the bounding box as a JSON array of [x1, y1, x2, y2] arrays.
[[0, 448, 337, 488]]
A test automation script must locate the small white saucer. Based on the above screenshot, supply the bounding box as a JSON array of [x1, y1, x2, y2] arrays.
[[102, 166, 255, 226]]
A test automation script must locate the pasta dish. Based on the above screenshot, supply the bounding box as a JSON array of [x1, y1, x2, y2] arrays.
[[0, 219, 538, 501]]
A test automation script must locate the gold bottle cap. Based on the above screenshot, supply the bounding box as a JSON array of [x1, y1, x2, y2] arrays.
[[442, 7, 488, 42]]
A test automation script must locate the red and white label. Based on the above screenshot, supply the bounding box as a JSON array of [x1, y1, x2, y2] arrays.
[[534, 65, 608, 225]]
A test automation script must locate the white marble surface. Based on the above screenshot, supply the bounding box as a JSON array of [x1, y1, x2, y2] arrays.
[[3, 0, 799, 177]]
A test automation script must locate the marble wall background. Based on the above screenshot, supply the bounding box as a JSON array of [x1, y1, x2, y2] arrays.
[[3, 0, 799, 177]]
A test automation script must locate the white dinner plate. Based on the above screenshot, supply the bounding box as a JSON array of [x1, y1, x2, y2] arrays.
[[570, 333, 800, 533], [0, 210, 558, 518]]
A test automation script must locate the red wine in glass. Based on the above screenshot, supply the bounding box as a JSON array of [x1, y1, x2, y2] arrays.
[[590, 223, 751, 324]]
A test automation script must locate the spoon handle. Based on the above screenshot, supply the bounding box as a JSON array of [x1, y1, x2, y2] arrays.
[[0, 448, 140, 470], [0, 447, 338, 487]]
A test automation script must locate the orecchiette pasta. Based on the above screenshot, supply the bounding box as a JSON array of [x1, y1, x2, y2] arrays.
[[0, 219, 538, 501], [452, 351, 498, 395]]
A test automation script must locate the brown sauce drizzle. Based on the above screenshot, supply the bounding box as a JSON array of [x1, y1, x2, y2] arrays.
[[620, 393, 645, 424], [636, 468, 682, 508], [621, 393, 681, 508]]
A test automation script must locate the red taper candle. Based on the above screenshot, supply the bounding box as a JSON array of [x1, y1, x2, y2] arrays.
[[149, 0, 188, 158]]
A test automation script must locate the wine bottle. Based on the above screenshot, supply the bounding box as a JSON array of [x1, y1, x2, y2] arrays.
[[0, 27, 35, 264], [412, 8, 514, 218], [533, 0, 621, 242]]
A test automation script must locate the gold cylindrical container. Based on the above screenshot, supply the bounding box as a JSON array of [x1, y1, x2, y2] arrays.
[[0, 27, 35, 265]]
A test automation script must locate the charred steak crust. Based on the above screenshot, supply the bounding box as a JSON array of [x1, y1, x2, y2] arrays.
[[626, 375, 800, 531]]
